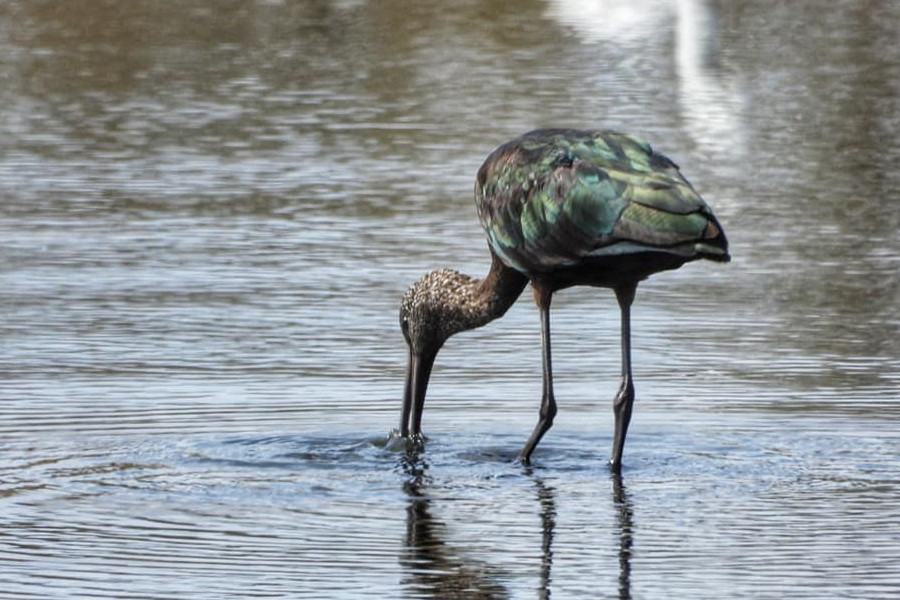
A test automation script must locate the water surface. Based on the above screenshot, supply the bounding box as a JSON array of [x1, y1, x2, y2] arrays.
[[2, 0, 898, 598]]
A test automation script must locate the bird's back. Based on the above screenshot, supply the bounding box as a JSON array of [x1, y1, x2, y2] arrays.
[[475, 129, 729, 285]]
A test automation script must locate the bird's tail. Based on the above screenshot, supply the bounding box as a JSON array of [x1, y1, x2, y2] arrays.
[[696, 213, 730, 262]]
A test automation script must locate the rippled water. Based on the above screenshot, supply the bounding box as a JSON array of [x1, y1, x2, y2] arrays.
[[2, 0, 899, 598]]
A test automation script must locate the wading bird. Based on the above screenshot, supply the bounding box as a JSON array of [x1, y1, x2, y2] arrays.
[[399, 129, 729, 471]]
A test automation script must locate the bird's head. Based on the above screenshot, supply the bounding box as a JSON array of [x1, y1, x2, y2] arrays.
[[399, 268, 477, 356], [397, 261, 527, 439], [398, 268, 480, 439]]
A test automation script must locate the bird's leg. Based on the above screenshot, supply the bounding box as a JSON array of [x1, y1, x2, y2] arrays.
[[610, 282, 637, 472], [519, 284, 557, 464]]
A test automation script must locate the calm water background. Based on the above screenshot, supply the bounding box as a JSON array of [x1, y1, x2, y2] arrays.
[[1, 0, 899, 598]]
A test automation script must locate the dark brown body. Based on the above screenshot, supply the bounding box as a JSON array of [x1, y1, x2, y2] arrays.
[[399, 130, 729, 470]]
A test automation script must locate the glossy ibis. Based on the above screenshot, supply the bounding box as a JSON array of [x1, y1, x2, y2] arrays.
[[399, 129, 729, 471]]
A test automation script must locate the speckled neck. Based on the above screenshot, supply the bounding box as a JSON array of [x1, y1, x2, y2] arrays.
[[400, 252, 529, 353], [474, 252, 529, 327]]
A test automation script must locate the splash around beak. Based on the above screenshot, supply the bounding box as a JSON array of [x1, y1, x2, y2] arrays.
[[400, 345, 439, 439]]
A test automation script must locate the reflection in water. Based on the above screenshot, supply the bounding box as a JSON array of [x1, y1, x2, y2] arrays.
[[3, 0, 900, 597], [547, 0, 745, 159], [524, 469, 634, 600], [612, 475, 634, 600], [544, 0, 668, 44], [526, 469, 557, 600], [400, 455, 509, 599], [675, 0, 745, 157]]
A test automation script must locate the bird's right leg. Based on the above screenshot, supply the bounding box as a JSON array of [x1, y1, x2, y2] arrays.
[[610, 282, 637, 472], [519, 284, 557, 463]]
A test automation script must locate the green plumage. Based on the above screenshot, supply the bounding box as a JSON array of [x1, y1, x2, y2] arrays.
[[398, 129, 731, 466], [475, 129, 728, 275]]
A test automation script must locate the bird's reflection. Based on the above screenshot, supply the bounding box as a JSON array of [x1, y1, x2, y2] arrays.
[[524, 468, 556, 600], [399, 453, 508, 599], [524, 468, 635, 600], [400, 451, 635, 599], [612, 474, 634, 600]]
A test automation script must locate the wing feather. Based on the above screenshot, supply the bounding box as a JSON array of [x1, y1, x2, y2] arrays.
[[475, 129, 723, 274]]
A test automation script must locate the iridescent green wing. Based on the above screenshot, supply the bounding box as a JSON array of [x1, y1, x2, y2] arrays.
[[475, 129, 719, 274]]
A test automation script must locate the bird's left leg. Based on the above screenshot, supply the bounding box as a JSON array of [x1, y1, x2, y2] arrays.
[[610, 282, 637, 472], [519, 284, 557, 463]]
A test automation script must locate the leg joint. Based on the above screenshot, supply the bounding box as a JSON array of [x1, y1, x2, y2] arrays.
[[540, 398, 557, 422]]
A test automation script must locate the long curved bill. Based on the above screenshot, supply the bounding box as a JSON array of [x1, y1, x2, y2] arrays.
[[400, 347, 438, 438]]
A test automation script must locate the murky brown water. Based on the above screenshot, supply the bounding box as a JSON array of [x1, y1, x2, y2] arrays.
[[2, 0, 899, 598]]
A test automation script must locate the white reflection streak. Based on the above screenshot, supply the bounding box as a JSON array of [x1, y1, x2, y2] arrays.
[[544, 0, 669, 44], [675, 0, 745, 155], [545, 0, 744, 154]]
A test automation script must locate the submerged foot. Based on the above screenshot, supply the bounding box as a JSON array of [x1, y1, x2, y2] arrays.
[[385, 429, 426, 452]]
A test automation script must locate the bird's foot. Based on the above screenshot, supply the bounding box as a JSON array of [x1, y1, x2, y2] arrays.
[[385, 429, 427, 453]]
